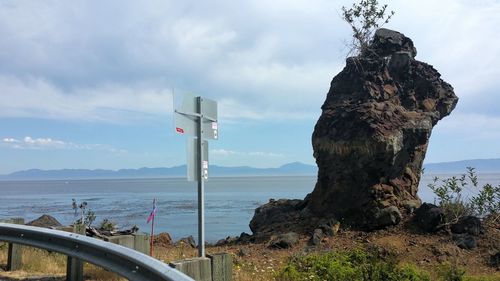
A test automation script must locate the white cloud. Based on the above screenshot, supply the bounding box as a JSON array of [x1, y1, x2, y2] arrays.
[[0, 76, 173, 122], [1, 136, 126, 152], [0, 0, 498, 129], [2, 138, 18, 143]]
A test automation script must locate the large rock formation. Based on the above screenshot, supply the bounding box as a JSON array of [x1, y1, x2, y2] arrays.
[[307, 28, 457, 229], [250, 29, 458, 236]]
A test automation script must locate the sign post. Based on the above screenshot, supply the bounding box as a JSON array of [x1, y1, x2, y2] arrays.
[[174, 93, 218, 258]]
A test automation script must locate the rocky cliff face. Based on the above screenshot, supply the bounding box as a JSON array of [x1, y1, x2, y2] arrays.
[[250, 28, 458, 236]]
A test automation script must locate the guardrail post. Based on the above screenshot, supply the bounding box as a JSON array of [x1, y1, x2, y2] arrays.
[[7, 218, 24, 271], [0, 223, 193, 281], [208, 253, 232, 281], [170, 257, 212, 281], [133, 233, 150, 255], [66, 224, 85, 281]]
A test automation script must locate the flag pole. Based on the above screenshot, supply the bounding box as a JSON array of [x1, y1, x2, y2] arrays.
[[150, 198, 156, 257]]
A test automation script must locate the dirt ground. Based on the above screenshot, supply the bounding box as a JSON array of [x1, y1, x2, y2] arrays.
[[154, 218, 499, 280]]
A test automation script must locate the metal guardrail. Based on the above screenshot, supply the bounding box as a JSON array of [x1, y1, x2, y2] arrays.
[[0, 223, 193, 281]]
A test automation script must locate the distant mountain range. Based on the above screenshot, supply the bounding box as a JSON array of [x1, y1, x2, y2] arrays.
[[0, 162, 317, 180], [423, 158, 500, 174], [1, 158, 499, 181]]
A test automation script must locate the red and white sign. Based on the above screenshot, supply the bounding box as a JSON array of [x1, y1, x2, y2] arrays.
[[176, 127, 185, 134]]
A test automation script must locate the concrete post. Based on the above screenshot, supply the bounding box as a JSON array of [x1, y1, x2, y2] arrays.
[[170, 257, 212, 281], [66, 224, 85, 281], [7, 218, 24, 271], [133, 233, 150, 255], [208, 253, 232, 281], [104, 235, 135, 249]]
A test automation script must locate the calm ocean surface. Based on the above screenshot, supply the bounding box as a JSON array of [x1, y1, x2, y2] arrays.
[[1, 174, 499, 242]]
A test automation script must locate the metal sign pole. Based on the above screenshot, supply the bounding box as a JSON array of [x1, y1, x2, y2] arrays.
[[174, 93, 217, 258], [196, 96, 205, 258]]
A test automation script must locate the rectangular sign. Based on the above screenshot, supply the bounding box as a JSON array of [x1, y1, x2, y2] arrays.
[[202, 120, 218, 140], [174, 94, 219, 140], [173, 93, 197, 136], [201, 98, 217, 121], [187, 138, 208, 181]]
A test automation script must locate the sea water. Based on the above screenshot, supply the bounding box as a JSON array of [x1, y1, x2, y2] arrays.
[[0, 174, 498, 241]]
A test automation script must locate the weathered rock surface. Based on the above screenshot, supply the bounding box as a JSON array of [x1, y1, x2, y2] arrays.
[[176, 235, 197, 248], [249, 199, 316, 239], [308, 228, 324, 246], [154, 232, 173, 247], [268, 232, 299, 249], [414, 203, 445, 232], [250, 28, 458, 237], [307, 28, 457, 229], [26, 215, 62, 228], [491, 252, 500, 268], [451, 216, 483, 236], [453, 233, 478, 250]]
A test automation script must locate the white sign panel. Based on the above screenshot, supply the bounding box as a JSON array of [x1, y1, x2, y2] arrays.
[[187, 138, 209, 181]]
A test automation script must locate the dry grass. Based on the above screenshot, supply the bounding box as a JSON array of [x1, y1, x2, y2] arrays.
[[152, 243, 288, 281], [0, 244, 125, 281]]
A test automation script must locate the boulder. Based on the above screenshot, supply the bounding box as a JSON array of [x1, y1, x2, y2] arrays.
[[308, 228, 324, 246], [215, 236, 238, 246], [451, 216, 483, 236], [318, 218, 340, 237], [414, 203, 445, 232], [237, 248, 250, 257], [26, 215, 62, 228], [268, 232, 299, 249], [249, 199, 309, 239], [453, 234, 477, 250], [373, 206, 402, 228], [176, 235, 196, 248], [154, 232, 173, 247]]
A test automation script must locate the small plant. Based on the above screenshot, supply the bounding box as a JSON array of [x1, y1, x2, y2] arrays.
[[341, 0, 395, 56], [99, 218, 117, 231], [437, 262, 466, 281], [428, 167, 500, 224], [72, 198, 96, 227]]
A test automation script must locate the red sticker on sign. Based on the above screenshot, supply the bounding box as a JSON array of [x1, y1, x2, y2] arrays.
[[176, 127, 184, 133]]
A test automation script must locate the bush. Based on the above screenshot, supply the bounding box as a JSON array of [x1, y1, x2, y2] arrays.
[[276, 248, 431, 281], [341, 0, 395, 55], [99, 218, 117, 231], [72, 198, 96, 227], [428, 167, 500, 224], [437, 262, 466, 281]]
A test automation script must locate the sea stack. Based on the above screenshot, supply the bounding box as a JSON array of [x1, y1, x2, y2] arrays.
[[250, 28, 458, 236], [306, 28, 458, 229]]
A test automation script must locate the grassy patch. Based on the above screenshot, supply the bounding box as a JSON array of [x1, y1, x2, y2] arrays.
[[276, 248, 431, 281]]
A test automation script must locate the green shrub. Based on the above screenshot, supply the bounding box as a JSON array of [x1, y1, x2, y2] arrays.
[[437, 262, 466, 281], [276, 248, 430, 281], [72, 198, 96, 227], [341, 0, 395, 55], [99, 218, 117, 231], [428, 167, 500, 224]]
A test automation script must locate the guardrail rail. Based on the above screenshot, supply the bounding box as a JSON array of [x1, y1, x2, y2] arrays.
[[0, 222, 193, 281]]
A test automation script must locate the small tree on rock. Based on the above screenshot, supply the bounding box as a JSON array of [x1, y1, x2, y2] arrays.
[[342, 0, 395, 56]]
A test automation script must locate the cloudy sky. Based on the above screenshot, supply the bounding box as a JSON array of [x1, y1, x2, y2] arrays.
[[0, 0, 499, 174]]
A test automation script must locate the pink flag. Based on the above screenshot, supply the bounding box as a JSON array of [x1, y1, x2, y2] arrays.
[[147, 198, 157, 223]]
